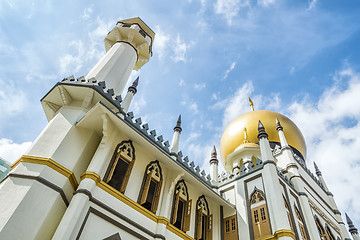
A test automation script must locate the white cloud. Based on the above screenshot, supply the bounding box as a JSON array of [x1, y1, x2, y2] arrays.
[[214, 0, 249, 25], [212, 93, 218, 100], [153, 26, 170, 60], [258, 0, 276, 7], [189, 102, 199, 114], [194, 82, 206, 90], [287, 67, 360, 225], [223, 61, 236, 80], [179, 79, 185, 86], [172, 34, 192, 63], [0, 138, 32, 164], [222, 81, 254, 128], [290, 66, 295, 75], [0, 79, 28, 116], [307, 0, 318, 10], [59, 17, 112, 75], [82, 6, 93, 20]]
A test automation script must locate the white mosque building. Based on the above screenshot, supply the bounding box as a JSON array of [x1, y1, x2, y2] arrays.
[[0, 17, 359, 240]]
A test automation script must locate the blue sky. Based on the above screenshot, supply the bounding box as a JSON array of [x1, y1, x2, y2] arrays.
[[0, 0, 360, 230]]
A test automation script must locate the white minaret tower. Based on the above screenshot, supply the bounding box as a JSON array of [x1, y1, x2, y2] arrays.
[[0, 18, 155, 240], [170, 115, 182, 154], [86, 18, 154, 95], [121, 77, 139, 112], [209, 146, 219, 186]]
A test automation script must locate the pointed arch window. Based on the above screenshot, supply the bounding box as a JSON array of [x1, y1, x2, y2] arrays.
[[171, 180, 192, 232], [138, 160, 163, 213], [325, 226, 335, 240], [250, 189, 271, 239], [195, 195, 212, 240], [104, 140, 135, 193], [295, 206, 307, 240], [315, 218, 328, 240]]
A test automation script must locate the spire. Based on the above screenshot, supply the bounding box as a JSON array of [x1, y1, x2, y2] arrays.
[[128, 77, 139, 94], [276, 118, 283, 131], [209, 146, 218, 165], [257, 120, 268, 139], [346, 213, 359, 235], [249, 97, 254, 111], [121, 77, 139, 113], [174, 115, 182, 133], [276, 118, 289, 148], [170, 114, 182, 154], [314, 162, 322, 176]]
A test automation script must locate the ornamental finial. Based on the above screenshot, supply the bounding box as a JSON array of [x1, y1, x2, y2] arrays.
[[248, 97, 254, 111]]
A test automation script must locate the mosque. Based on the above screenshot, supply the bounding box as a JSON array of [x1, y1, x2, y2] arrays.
[[0, 17, 359, 240]]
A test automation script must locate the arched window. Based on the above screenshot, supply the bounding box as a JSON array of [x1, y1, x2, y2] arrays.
[[295, 206, 307, 240], [138, 160, 163, 213], [171, 180, 192, 232], [104, 140, 135, 193], [315, 218, 328, 240], [250, 189, 271, 239], [283, 197, 295, 234], [326, 226, 335, 240], [195, 195, 212, 240]]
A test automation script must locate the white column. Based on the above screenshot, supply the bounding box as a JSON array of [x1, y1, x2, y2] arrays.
[[86, 42, 137, 96]]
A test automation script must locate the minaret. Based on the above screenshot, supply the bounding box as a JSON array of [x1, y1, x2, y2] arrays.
[[0, 18, 155, 240], [275, 118, 298, 171], [314, 162, 350, 238], [170, 115, 182, 154], [313, 162, 329, 191], [276, 118, 288, 147], [121, 77, 139, 112], [86, 18, 154, 95], [209, 146, 219, 186], [346, 213, 360, 240]]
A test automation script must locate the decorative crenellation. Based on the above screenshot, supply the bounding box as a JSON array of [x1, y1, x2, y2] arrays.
[[276, 168, 296, 190], [175, 151, 212, 185], [218, 158, 263, 185], [59, 75, 213, 187]]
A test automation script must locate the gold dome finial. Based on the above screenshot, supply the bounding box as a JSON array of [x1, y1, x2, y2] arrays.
[[248, 97, 254, 111], [243, 128, 248, 143]]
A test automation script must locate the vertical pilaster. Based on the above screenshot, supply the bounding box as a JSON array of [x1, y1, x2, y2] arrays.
[[257, 121, 292, 239]]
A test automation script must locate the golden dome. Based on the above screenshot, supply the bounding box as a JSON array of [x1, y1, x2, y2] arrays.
[[220, 110, 306, 165]]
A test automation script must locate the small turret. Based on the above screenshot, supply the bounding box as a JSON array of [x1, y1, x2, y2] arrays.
[[276, 118, 289, 147], [209, 146, 219, 185], [121, 77, 139, 112], [170, 115, 182, 154], [346, 213, 360, 240], [257, 120, 273, 161]]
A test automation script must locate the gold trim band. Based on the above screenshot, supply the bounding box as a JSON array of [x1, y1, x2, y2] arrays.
[[80, 171, 195, 240], [260, 229, 296, 240], [12, 155, 78, 190]]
